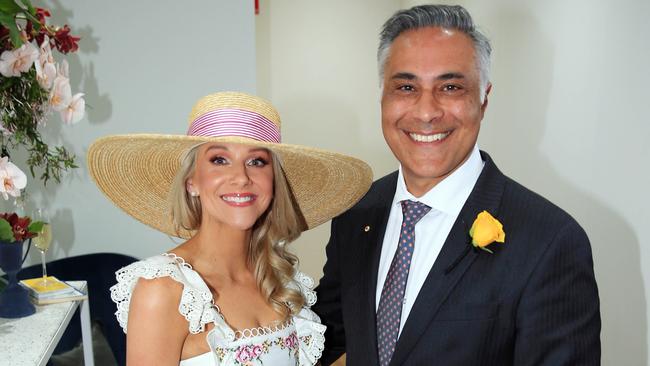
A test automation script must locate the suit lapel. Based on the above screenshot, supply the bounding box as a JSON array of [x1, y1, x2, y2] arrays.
[[390, 152, 507, 365], [353, 172, 397, 365]]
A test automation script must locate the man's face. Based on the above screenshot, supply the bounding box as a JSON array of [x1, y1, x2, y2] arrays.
[[381, 26, 490, 197]]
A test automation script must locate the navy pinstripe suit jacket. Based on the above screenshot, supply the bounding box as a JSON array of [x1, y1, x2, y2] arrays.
[[313, 151, 601, 366]]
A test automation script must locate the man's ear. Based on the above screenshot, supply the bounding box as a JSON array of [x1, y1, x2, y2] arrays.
[[481, 83, 492, 113]]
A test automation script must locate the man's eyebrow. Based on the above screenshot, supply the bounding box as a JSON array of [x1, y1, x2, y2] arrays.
[[437, 72, 465, 80], [390, 72, 417, 81], [389, 72, 465, 81]]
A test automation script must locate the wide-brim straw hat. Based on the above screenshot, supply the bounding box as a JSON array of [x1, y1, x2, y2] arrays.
[[87, 91, 372, 238]]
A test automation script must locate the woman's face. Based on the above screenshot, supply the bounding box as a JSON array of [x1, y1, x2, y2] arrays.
[[187, 142, 274, 232]]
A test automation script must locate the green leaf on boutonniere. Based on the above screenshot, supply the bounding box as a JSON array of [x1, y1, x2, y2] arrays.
[[0, 219, 14, 242]]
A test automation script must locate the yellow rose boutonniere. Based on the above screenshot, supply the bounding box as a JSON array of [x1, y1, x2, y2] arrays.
[[469, 211, 505, 253]]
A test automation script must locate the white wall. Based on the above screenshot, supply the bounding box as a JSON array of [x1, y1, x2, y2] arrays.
[[2, 1, 257, 262], [257, 0, 650, 364]]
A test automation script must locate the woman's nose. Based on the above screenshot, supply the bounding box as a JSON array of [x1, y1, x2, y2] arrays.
[[229, 163, 251, 186]]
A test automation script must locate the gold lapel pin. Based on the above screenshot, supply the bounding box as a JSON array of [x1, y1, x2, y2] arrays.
[[363, 225, 371, 232]]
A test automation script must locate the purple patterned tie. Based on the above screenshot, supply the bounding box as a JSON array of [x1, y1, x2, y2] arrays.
[[376, 200, 431, 366]]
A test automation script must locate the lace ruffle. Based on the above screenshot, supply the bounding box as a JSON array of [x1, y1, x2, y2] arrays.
[[289, 271, 325, 365], [110, 255, 217, 334], [291, 271, 317, 307], [295, 307, 326, 365]]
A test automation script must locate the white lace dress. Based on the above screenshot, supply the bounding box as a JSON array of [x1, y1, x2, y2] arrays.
[[110, 254, 325, 365]]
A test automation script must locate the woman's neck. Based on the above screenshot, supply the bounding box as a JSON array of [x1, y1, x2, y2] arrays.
[[173, 223, 254, 281]]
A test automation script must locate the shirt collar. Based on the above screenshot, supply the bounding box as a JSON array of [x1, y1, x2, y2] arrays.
[[393, 145, 485, 216]]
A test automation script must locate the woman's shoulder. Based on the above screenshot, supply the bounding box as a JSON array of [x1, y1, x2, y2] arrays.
[[130, 270, 184, 304], [110, 253, 218, 334], [126, 273, 187, 335]]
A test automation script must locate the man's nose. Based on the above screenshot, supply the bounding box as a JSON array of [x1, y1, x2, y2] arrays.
[[413, 92, 443, 123]]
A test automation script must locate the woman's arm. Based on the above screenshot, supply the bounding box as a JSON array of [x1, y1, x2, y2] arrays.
[[126, 277, 188, 366]]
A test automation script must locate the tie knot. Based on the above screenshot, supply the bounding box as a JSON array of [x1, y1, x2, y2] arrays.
[[400, 200, 431, 225]]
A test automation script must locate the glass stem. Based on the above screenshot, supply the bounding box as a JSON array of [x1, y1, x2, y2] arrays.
[[41, 250, 47, 286]]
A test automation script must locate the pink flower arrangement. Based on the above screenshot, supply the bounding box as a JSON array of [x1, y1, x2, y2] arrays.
[[0, 0, 84, 185]]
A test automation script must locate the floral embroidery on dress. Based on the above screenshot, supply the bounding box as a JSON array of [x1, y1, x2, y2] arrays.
[[283, 333, 299, 350], [234, 344, 264, 365], [215, 331, 301, 365], [299, 335, 312, 346]]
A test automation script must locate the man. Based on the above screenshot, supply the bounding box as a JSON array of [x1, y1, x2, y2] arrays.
[[313, 4, 600, 366]]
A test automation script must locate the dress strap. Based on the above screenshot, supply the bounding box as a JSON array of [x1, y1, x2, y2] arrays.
[[162, 252, 193, 270]]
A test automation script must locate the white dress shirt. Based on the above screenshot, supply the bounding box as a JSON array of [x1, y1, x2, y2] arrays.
[[375, 145, 485, 335]]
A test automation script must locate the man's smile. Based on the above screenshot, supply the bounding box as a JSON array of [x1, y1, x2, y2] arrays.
[[407, 131, 451, 143]]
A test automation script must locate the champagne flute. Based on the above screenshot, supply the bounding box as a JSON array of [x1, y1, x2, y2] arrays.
[[32, 209, 52, 287]]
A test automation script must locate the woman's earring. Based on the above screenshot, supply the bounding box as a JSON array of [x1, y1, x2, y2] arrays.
[[190, 191, 199, 197]]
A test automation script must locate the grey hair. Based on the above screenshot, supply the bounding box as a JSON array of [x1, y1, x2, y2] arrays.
[[378, 5, 492, 100]]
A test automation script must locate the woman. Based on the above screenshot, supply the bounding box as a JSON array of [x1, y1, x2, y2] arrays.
[[87, 92, 372, 365]]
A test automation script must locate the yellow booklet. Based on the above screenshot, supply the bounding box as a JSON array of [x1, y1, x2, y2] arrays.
[[20, 276, 73, 295]]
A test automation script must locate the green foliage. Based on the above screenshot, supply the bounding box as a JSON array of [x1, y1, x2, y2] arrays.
[[0, 69, 77, 184], [0, 218, 13, 242], [0, 217, 42, 242], [27, 219, 42, 233], [0, 0, 35, 47]]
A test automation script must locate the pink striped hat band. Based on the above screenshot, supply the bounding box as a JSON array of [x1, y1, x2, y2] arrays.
[[187, 108, 281, 143]]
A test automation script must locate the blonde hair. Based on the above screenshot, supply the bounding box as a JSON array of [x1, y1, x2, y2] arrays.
[[169, 144, 306, 316]]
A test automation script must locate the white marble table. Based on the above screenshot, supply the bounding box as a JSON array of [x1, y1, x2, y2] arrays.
[[0, 281, 94, 366]]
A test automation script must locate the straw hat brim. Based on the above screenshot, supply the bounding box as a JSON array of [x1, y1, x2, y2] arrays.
[[87, 134, 373, 238]]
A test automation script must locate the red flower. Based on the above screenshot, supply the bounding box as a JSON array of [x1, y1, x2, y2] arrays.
[[52, 25, 80, 54], [0, 213, 36, 241], [13, 216, 33, 241], [26, 8, 52, 46], [35, 8, 51, 24], [0, 5, 80, 54], [0, 213, 18, 224]]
